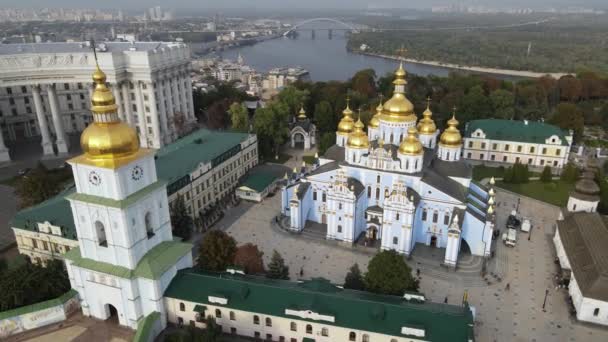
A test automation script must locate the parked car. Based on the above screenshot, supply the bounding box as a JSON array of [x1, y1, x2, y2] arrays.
[[502, 228, 517, 247], [506, 210, 521, 230]]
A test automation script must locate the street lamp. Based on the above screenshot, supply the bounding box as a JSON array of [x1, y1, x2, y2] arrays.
[[542, 288, 549, 312]]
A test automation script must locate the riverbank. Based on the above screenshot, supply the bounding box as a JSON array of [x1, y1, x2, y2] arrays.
[[356, 51, 571, 79]]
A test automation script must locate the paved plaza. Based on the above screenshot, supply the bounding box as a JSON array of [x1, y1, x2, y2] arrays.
[[220, 155, 608, 341], [6, 313, 133, 342]]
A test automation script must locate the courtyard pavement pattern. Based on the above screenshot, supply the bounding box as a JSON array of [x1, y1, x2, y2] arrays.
[[221, 155, 608, 342], [6, 313, 133, 342]]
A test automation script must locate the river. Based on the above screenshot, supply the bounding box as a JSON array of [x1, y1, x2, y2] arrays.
[[198, 24, 526, 82]]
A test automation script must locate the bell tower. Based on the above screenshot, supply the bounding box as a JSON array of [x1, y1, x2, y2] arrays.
[[63, 51, 192, 330]]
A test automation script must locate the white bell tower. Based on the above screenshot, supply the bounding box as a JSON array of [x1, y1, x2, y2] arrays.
[[63, 60, 193, 331]]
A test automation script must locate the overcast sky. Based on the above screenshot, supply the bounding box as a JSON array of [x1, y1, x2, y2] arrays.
[[2, 0, 606, 10]]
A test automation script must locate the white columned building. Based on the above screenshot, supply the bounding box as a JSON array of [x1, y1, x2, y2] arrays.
[[0, 41, 195, 161], [63, 65, 192, 329]]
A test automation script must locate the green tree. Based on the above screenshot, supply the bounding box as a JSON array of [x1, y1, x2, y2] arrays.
[[266, 250, 289, 280], [460, 85, 492, 123], [228, 102, 249, 132], [253, 101, 290, 159], [233, 243, 265, 274], [197, 230, 237, 272], [318, 132, 336, 156], [490, 89, 515, 119], [364, 250, 418, 296], [313, 100, 337, 133], [540, 165, 552, 183], [344, 263, 365, 291], [350, 69, 377, 99], [14, 162, 62, 209], [201, 316, 222, 342], [561, 163, 580, 183], [550, 103, 584, 140], [0, 258, 70, 311], [277, 86, 309, 116], [170, 195, 194, 241]]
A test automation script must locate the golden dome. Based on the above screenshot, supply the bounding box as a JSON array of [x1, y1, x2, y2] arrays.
[[337, 100, 355, 135], [381, 62, 416, 123], [369, 101, 383, 128], [417, 99, 437, 134], [399, 127, 423, 155], [347, 118, 369, 149], [297, 105, 307, 121], [439, 111, 462, 147], [80, 66, 140, 163]]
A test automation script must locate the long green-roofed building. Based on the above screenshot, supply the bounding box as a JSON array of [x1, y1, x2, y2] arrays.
[[463, 119, 572, 168], [164, 269, 475, 342]]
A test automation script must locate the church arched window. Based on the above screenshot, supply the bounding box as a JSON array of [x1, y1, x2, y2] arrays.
[[95, 221, 107, 247], [390, 133, 394, 144], [145, 212, 154, 238], [375, 188, 380, 200], [405, 159, 409, 170]]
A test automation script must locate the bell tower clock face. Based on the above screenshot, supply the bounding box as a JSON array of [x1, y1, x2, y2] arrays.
[[88, 171, 101, 186], [131, 165, 144, 181]]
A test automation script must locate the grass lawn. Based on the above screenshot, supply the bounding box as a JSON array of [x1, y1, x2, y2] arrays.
[[472, 165, 506, 181], [302, 154, 317, 165], [496, 180, 574, 207]]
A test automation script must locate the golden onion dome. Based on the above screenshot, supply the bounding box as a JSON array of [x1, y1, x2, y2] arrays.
[[297, 105, 307, 121], [80, 66, 139, 161], [439, 111, 462, 147], [369, 101, 383, 128], [347, 118, 369, 149], [381, 62, 416, 123], [399, 127, 424, 155], [417, 99, 437, 135], [337, 100, 355, 135]]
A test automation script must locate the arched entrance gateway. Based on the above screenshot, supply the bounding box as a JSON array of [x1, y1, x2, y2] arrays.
[[430, 235, 438, 247], [292, 132, 305, 149], [105, 304, 119, 324], [367, 225, 379, 240]]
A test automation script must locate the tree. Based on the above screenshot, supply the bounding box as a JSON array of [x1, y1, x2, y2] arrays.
[[14, 162, 62, 209], [550, 103, 584, 140], [364, 250, 418, 296], [197, 230, 237, 272], [170, 195, 194, 241], [313, 101, 337, 133], [277, 86, 309, 116], [350, 69, 377, 99], [266, 250, 289, 280], [228, 102, 249, 132], [540, 165, 552, 183], [558, 75, 582, 102], [253, 101, 290, 159], [561, 163, 580, 183], [233, 243, 265, 274], [201, 316, 222, 342], [318, 132, 336, 156], [490, 89, 515, 119], [344, 263, 365, 291], [0, 258, 70, 312]]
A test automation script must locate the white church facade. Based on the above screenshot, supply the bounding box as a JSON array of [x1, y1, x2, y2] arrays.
[[281, 63, 495, 267], [62, 64, 192, 329]]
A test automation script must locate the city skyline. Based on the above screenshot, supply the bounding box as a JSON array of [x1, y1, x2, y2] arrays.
[[4, 0, 608, 10]]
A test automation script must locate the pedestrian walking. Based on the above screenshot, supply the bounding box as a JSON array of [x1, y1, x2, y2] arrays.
[[416, 268, 421, 277], [300, 267, 304, 277], [505, 283, 510, 291], [444, 296, 448, 303]]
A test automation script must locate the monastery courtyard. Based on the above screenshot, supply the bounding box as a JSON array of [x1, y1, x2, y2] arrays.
[[222, 176, 608, 341]]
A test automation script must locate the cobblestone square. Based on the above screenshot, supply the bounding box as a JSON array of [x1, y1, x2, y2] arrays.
[[222, 180, 608, 341]]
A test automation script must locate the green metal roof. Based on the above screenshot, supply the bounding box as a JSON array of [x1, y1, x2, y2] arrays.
[[9, 186, 77, 240], [164, 270, 475, 342], [133, 311, 161, 342], [239, 173, 278, 193], [0, 289, 77, 320], [155, 128, 250, 184], [465, 119, 570, 146], [64, 241, 192, 280]]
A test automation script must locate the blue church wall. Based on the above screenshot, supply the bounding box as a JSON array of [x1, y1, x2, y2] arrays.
[[461, 213, 487, 256]]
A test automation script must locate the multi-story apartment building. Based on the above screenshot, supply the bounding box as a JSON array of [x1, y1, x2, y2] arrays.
[[463, 119, 573, 168], [0, 41, 196, 162], [11, 129, 258, 264]]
